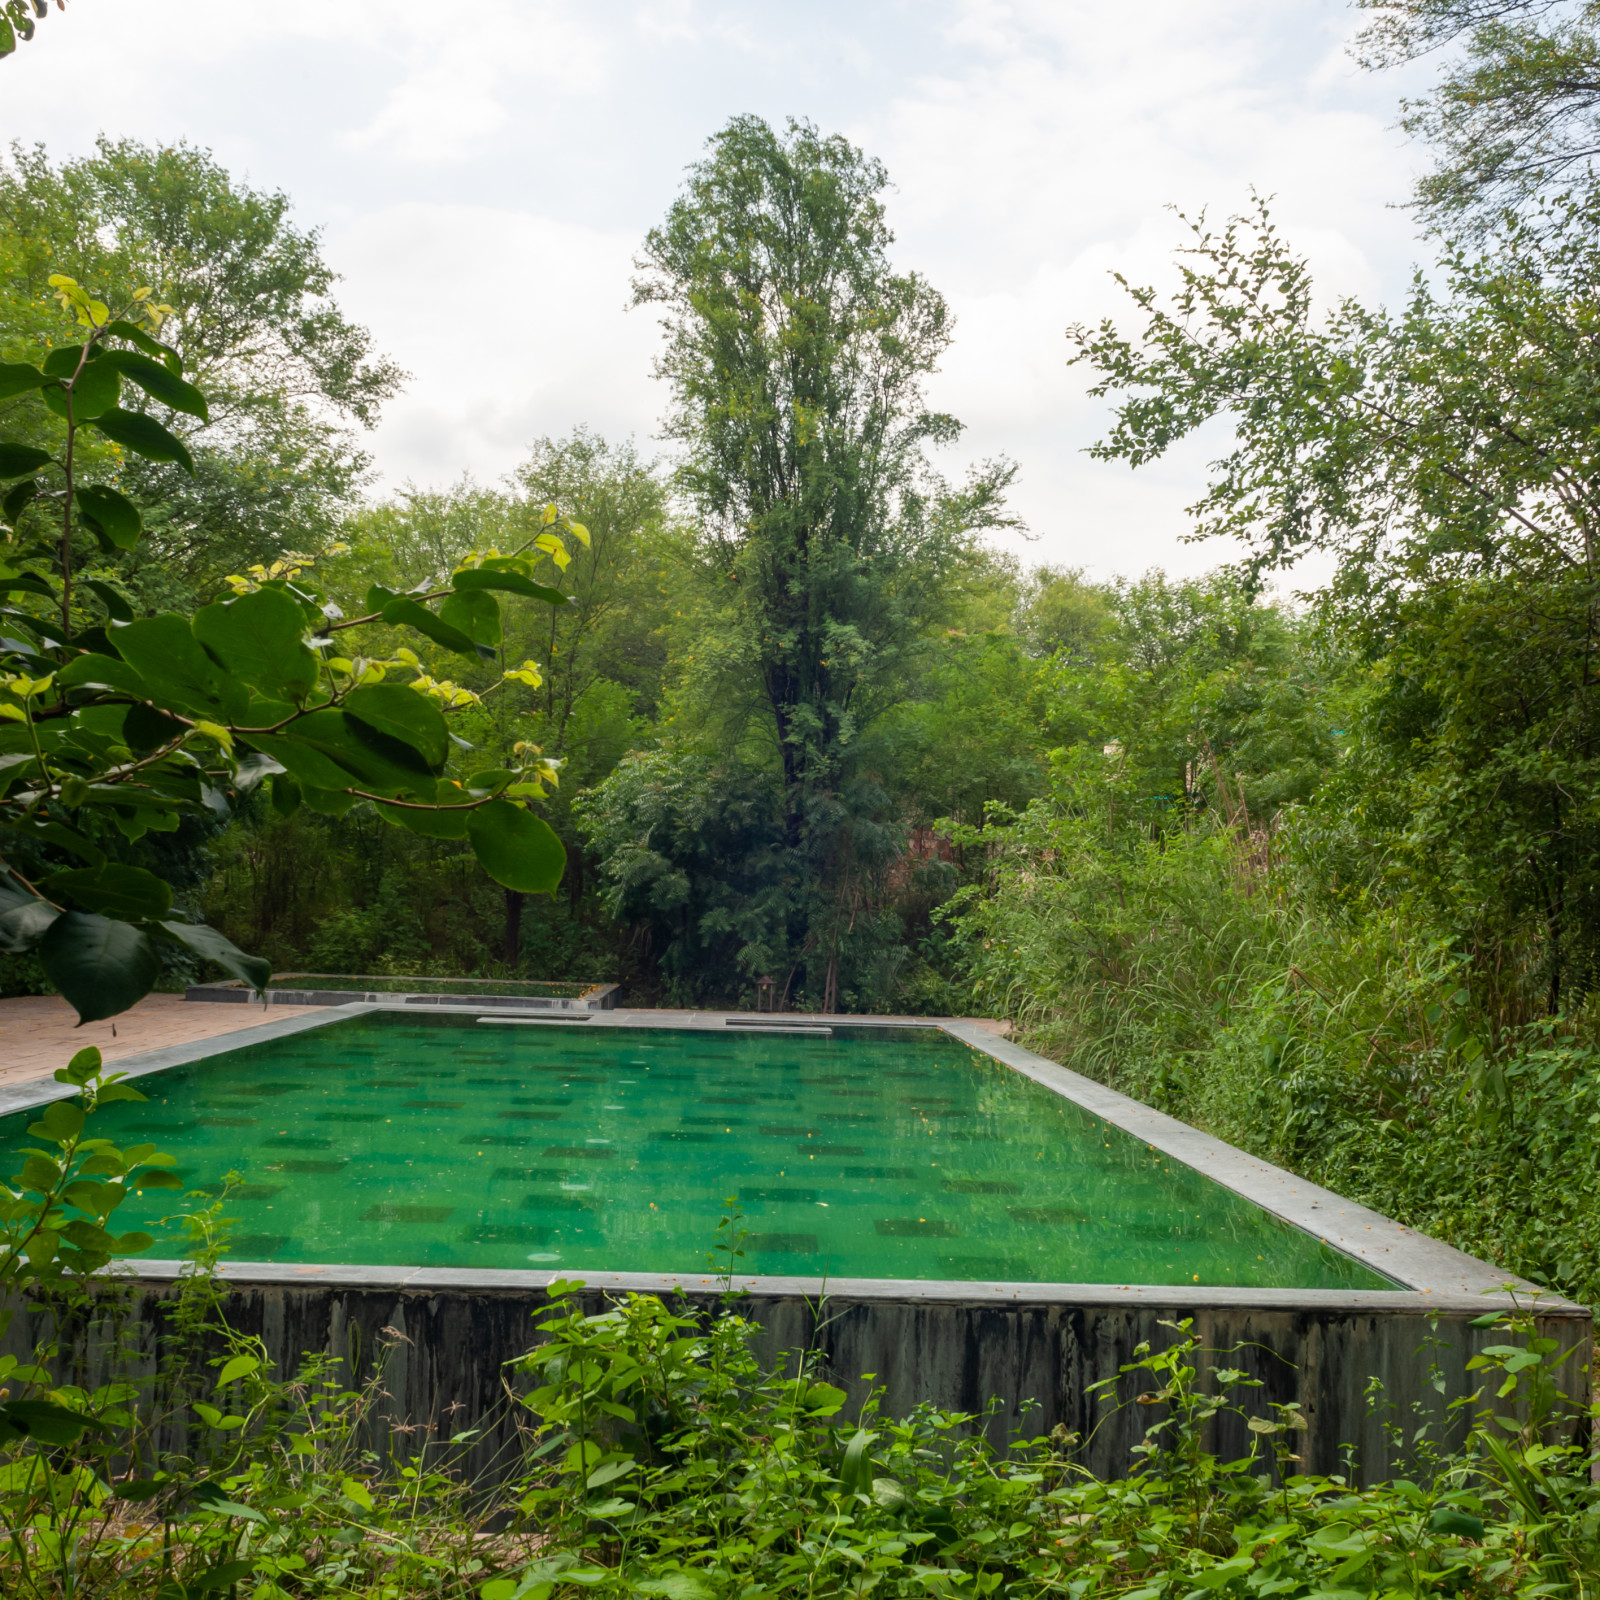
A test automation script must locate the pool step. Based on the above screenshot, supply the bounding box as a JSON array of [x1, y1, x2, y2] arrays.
[[476, 1014, 595, 1025], [724, 1021, 834, 1037]]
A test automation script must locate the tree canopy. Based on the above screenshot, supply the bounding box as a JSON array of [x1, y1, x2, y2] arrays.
[[0, 139, 403, 597], [1357, 0, 1600, 232]]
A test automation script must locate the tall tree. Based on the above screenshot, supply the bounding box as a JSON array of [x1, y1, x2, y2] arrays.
[[635, 115, 1013, 817], [629, 115, 1015, 1008], [1067, 195, 1600, 1013]]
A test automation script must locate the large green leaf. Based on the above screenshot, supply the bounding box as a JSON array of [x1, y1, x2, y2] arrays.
[[376, 788, 474, 838], [193, 587, 319, 701], [633, 1573, 716, 1600], [0, 362, 49, 402], [45, 865, 173, 920], [300, 785, 360, 816], [0, 897, 60, 953], [56, 653, 150, 698], [123, 702, 186, 752], [39, 912, 161, 1024], [89, 408, 195, 475], [0, 750, 38, 795], [74, 484, 143, 549], [343, 684, 450, 769], [97, 349, 209, 422], [262, 773, 297, 820], [82, 578, 134, 622], [103, 320, 183, 371], [340, 710, 438, 783], [41, 345, 87, 379], [0, 572, 57, 600], [157, 921, 270, 992], [466, 801, 566, 894], [1429, 1508, 1487, 1540], [452, 566, 569, 607], [243, 731, 357, 792], [380, 595, 495, 660], [70, 703, 131, 741], [109, 615, 249, 720], [0, 1399, 106, 1447], [70, 360, 123, 420], [253, 708, 433, 797], [0, 881, 38, 915], [23, 817, 106, 867], [0, 443, 51, 478], [41, 353, 121, 421], [438, 587, 502, 647], [3, 477, 40, 521]]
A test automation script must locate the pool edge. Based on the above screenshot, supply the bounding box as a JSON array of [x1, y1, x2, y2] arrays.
[[2, 1001, 1579, 1317]]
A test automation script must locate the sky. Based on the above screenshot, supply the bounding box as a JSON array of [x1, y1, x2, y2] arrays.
[[5, 0, 1435, 582]]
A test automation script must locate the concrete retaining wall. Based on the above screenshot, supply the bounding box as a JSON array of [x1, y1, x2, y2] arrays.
[[9, 1269, 1588, 1484]]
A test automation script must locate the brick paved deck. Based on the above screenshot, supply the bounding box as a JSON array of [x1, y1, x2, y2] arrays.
[[0, 993, 325, 1091]]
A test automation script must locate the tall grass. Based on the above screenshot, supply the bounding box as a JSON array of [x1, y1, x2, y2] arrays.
[[953, 786, 1600, 1307]]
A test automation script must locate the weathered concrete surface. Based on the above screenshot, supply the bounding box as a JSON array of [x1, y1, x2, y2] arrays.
[[9, 1272, 1587, 1485]]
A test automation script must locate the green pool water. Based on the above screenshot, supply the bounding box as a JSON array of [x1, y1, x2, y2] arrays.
[[0, 1015, 1400, 1289]]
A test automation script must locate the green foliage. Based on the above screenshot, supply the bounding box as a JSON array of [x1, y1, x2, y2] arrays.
[[1355, 1, 1600, 234], [0, 281, 576, 1021], [946, 564, 1600, 1307], [0, 137, 403, 597], [1069, 193, 1600, 1015], [577, 747, 801, 1005], [628, 115, 1020, 1010], [1, 1076, 1595, 1600]]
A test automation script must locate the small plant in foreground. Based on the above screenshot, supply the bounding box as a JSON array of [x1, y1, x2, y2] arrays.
[[0, 1060, 1596, 1598]]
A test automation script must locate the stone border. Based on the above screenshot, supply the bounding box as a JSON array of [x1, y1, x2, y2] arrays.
[[185, 979, 619, 1011], [5, 1003, 1582, 1321]]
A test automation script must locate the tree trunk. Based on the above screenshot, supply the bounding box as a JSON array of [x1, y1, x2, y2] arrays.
[[503, 889, 525, 970], [568, 846, 584, 919]]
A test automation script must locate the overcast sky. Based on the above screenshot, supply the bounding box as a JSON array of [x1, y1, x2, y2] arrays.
[[7, 1, 1434, 581]]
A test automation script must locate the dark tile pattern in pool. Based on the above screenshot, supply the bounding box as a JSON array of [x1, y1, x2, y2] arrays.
[[0, 1015, 1400, 1289]]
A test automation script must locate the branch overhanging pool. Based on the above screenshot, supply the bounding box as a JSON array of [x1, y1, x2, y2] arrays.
[[1, 1009, 1397, 1291]]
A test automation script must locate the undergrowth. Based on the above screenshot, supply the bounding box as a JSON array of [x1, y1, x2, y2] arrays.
[[953, 786, 1600, 1312], [0, 1047, 1597, 1598]]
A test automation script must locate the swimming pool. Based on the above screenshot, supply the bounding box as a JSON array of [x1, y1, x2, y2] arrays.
[[0, 1004, 1581, 1480], [0, 1010, 1395, 1290]]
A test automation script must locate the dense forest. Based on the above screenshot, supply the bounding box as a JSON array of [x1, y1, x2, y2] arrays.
[[13, 5, 1600, 1598], [6, 2, 1600, 1309]]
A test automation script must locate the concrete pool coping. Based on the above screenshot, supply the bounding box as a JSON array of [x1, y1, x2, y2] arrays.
[[1, 1000, 1578, 1320]]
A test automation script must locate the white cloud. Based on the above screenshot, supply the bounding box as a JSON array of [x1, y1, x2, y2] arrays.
[[327, 203, 660, 486], [4, 0, 1437, 582], [336, 0, 613, 163], [843, 0, 1424, 576]]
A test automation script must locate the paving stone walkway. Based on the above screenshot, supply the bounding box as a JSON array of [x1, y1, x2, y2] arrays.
[[0, 994, 323, 1090]]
